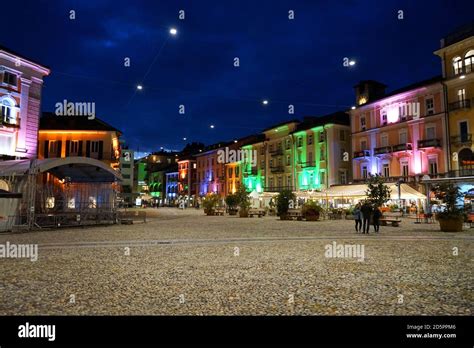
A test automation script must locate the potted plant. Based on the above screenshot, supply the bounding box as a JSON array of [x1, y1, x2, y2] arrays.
[[235, 184, 251, 217], [302, 200, 323, 221], [431, 183, 465, 232], [276, 189, 296, 220], [225, 194, 239, 215], [202, 193, 219, 216]]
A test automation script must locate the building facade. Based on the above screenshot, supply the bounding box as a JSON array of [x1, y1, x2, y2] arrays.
[[350, 78, 449, 189], [0, 46, 50, 160], [434, 23, 474, 177], [38, 112, 122, 170]]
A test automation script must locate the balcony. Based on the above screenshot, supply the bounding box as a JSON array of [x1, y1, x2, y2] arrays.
[[353, 150, 370, 158], [264, 186, 294, 193], [270, 148, 283, 156], [418, 139, 441, 149], [392, 143, 413, 152], [450, 133, 472, 146], [270, 165, 285, 173], [449, 99, 471, 111], [374, 146, 392, 156], [299, 161, 316, 168]]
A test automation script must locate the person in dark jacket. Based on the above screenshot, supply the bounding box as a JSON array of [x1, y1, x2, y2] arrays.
[[353, 203, 362, 233], [373, 207, 382, 233], [360, 202, 373, 234]]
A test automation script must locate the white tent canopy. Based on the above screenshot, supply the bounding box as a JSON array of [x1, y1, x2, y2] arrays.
[[316, 183, 426, 200]]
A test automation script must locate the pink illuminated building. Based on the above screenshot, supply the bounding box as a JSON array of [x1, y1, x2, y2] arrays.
[[350, 78, 449, 189], [0, 46, 50, 160]]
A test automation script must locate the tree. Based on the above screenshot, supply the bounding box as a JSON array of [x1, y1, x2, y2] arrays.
[[431, 183, 464, 219], [365, 174, 391, 207], [235, 184, 251, 217], [276, 189, 296, 219]]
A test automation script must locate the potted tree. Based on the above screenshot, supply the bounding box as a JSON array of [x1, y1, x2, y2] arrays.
[[276, 189, 296, 220], [202, 193, 219, 216], [225, 194, 239, 215], [302, 200, 323, 221], [431, 183, 465, 232], [268, 198, 276, 216], [235, 184, 251, 217]]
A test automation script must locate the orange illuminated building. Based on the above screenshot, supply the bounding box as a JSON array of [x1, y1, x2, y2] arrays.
[[38, 112, 121, 169]]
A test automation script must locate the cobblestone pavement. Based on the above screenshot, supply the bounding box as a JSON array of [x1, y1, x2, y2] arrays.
[[0, 208, 472, 315]]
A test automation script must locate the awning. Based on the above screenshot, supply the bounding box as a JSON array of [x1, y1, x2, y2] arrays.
[[318, 183, 426, 200]]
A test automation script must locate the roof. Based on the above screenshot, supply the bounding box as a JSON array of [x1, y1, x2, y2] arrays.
[[354, 76, 443, 108], [261, 119, 300, 133], [0, 158, 122, 183], [0, 44, 51, 71], [441, 21, 474, 48], [40, 112, 122, 135], [295, 111, 350, 132]]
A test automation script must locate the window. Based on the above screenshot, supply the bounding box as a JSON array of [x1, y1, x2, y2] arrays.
[[340, 170, 347, 185], [426, 126, 436, 140], [339, 129, 345, 141], [401, 161, 409, 177], [277, 157, 282, 166], [453, 56, 462, 75], [361, 140, 367, 150], [1, 98, 16, 124], [260, 147, 265, 155], [399, 130, 407, 144], [429, 158, 438, 175], [319, 147, 325, 161], [269, 144, 274, 152], [319, 171, 326, 185], [381, 134, 388, 147], [360, 116, 366, 131], [286, 139, 290, 149], [3, 71, 17, 87], [287, 175, 292, 188], [319, 132, 325, 142], [381, 110, 387, 126], [269, 159, 273, 167], [361, 165, 368, 179], [49, 141, 57, 155], [457, 88, 466, 101], [297, 137, 303, 147], [277, 176, 283, 188], [90, 141, 100, 153], [425, 98, 434, 115], [383, 163, 390, 177], [340, 148, 346, 160], [286, 154, 291, 166], [460, 121, 469, 142], [260, 159, 265, 169], [269, 177, 274, 189], [464, 50, 474, 74], [308, 134, 313, 145], [235, 167, 239, 176], [308, 151, 313, 163], [228, 168, 233, 177], [69, 141, 79, 154]]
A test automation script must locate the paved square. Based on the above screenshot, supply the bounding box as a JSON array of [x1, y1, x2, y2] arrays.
[[0, 208, 472, 315]]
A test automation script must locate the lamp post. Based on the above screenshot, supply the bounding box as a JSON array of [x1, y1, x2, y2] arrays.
[[422, 174, 431, 215]]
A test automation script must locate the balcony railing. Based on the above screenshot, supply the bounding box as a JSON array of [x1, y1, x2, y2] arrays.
[[270, 165, 285, 173], [353, 150, 370, 158], [449, 99, 471, 111], [450, 133, 472, 145], [418, 139, 441, 149], [263, 186, 294, 192], [374, 146, 392, 155], [298, 161, 316, 168], [392, 143, 413, 152], [270, 148, 283, 156]]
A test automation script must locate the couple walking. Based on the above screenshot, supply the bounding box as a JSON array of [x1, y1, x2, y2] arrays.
[[353, 202, 382, 234]]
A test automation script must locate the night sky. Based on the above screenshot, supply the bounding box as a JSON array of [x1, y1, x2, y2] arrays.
[[1, 0, 471, 154]]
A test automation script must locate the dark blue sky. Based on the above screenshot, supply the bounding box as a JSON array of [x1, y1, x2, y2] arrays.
[[1, 0, 470, 153]]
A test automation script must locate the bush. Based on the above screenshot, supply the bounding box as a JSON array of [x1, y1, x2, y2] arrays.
[[302, 200, 323, 221], [202, 194, 219, 215], [225, 194, 239, 209], [276, 189, 296, 219]]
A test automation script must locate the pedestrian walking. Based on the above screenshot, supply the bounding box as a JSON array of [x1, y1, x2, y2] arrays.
[[360, 202, 373, 234], [353, 203, 362, 233], [373, 206, 382, 233]]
